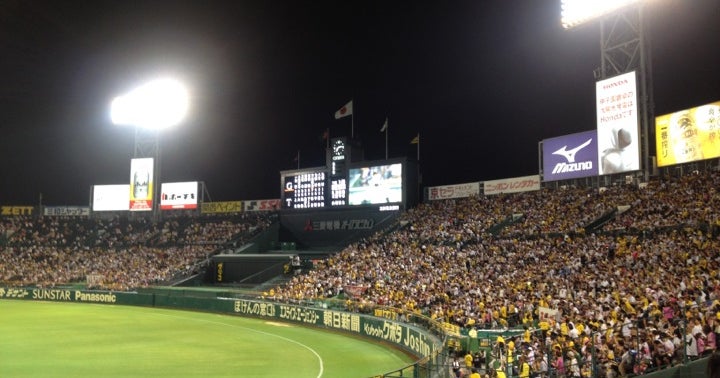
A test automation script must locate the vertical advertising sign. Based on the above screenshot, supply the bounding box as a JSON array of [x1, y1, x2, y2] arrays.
[[656, 101, 720, 167], [596, 71, 640, 175], [542, 130, 598, 181], [129, 158, 154, 212]]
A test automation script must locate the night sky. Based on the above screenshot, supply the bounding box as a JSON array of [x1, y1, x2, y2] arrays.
[[0, 0, 718, 206]]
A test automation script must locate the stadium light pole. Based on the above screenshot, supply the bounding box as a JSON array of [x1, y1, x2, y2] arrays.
[[110, 78, 189, 219], [561, 0, 653, 184]]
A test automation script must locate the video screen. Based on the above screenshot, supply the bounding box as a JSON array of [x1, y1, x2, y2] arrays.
[[348, 163, 402, 205], [93, 185, 130, 212]]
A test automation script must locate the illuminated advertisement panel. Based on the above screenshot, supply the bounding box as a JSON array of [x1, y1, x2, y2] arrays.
[[655, 100, 720, 167], [129, 158, 154, 211], [596, 71, 640, 175], [542, 130, 598, 181], [348, 163, 402, 205], [160, 182, 198, 210], [282, 169, 327, 209], [93, 185, 130, 211]]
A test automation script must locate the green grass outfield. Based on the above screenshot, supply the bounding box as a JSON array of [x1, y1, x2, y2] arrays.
[[0, 299, 415, 377]]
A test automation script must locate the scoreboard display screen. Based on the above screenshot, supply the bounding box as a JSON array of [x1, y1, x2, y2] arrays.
[[282, 170, 327, 209], [348, 163, 402, 205], [330, 178, 347, 206], [280, 159, 410, 210]]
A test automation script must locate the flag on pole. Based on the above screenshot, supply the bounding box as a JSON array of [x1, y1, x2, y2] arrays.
[[380, 118, 388, 132], [334, 100, 353, 119], [410, 134, 419, 144]]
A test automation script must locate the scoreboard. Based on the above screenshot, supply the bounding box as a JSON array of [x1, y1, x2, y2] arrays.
[[281, 161, 413, 210], [282, 170, 327, 209], [280, 138, 416, 210]]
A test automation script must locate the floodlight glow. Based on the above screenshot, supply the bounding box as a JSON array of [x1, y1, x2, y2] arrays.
[[561, 0, 644, 29], [110, 78, 189, 129]]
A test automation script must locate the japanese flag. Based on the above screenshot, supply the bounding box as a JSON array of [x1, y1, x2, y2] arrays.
[[334, 100, 353, 119]]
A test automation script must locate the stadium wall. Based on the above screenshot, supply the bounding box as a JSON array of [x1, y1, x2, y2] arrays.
[[279, 206, 401, 249]]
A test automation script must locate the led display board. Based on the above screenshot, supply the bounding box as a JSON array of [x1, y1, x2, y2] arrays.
[[282, 169, 327, 209], [329, 178, 347, 206], [160, 181, 198, 210], [542, 130, 599, 181], [93, 185, 130, 212], [655, 100, 720, 167], [348, 163, 402, 205], [129, 158, 154, 212], [596, 71, 640, 175]]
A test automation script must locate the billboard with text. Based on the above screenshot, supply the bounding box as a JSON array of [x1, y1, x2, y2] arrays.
[[542, 130, 598, 181], [245, 199, 281, 211], [596, 71, 640, 175], [484, 175, 540, 196], [656, 100, 720, 167], [160, 182, 198, 210], [427, 182, 480, 201], [44, 207, 90, 216]]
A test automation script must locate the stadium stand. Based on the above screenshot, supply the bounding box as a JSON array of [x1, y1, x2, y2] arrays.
[[3, 170, 720, 377]]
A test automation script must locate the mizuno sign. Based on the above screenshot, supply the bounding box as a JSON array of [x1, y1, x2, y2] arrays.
[[542, 130, 599, 182], [553, 139, 592, 163]]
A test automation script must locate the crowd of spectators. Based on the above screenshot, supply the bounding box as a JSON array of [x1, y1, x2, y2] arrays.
[[3, 169, 720, 376], [0, 213, 274, 290], [273, 170, 720, 377]]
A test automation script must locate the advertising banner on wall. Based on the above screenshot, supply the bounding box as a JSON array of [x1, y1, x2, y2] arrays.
[[427, 182, 480, 201], [483, 175, 541, 196], [201, 201, 243, 214], [160, 181, 198, 210], [0, 206, 35, 216], [655, 100, 720, 167], [129, 158, 154, 211], [542, 130, 598, 181], [44, 207, 90, 216], [596, 71, 640, 175], [244, 199, 281, 211], [93, 185, 130, 212]]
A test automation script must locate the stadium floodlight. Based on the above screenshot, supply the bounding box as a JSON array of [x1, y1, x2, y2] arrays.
[[110, 78, 189, 129], [561, 0, 645, 29]]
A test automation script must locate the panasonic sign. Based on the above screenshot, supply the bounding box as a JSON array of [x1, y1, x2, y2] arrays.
[[542, 130, 599, 182]]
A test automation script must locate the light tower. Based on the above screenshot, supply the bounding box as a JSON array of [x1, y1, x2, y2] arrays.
[[110, 78, 189, 218], [562, 0, 653, 182]]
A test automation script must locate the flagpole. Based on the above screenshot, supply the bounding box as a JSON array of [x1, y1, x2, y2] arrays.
[[351, 98, 355, 139], [417, 133, 420, 162], [385, 123, 388, 160], [296, 149, 300, 170]]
